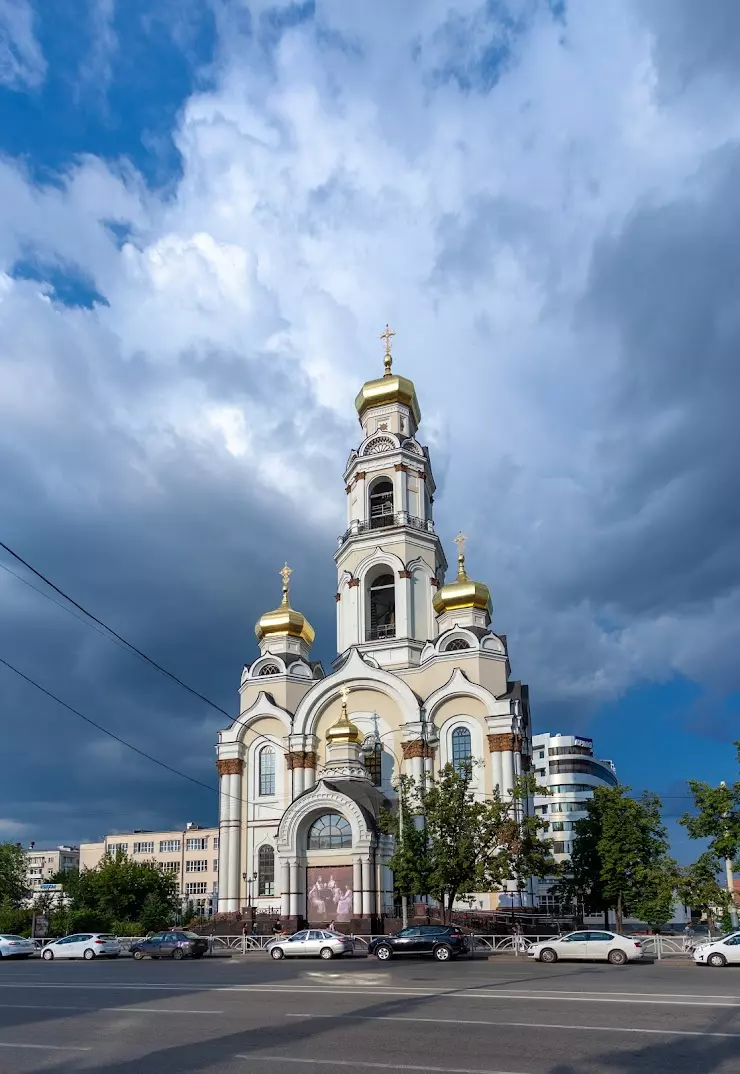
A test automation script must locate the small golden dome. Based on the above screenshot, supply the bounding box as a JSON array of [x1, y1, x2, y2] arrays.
[[354, 325, 421, 426], [433, 532, 492, 619], [326, 686, 362, 744], [255, 563, 315, 646]]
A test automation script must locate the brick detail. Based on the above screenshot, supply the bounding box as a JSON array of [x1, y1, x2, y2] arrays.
[[345, 485, 352, 494], [487, 733, 523, 754], [304, 751, 318, 769], [402, 739, 436, 760], [398, 569, 412, 579], [355, 471, 367, 481], [335, 592, 341, 602], [348, 578, 360, 588], [394, 463, 408, 472], [216, 758, 244, 776], [286, 750, 317, 771], [416, 470, 427, 480], [430, 578, 440, 588]]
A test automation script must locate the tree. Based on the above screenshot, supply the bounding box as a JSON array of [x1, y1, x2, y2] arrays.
[[676, 853, 732, 934], [385, 764, 555, 921], [560, 786, 674, 933], [0, 842, 27, 907], [681, 742, 740, 866], [62, 851, 179, 931]]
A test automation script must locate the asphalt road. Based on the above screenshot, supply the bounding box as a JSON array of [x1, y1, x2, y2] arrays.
[[0, 953, 738, 1074]]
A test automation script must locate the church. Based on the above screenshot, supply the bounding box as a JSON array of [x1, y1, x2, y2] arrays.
[[215, 329, 534, 929]]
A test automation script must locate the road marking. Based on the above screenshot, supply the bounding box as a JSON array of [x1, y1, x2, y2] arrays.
[[0, 982, 737, 1007], [286, 1013, 740, 1039], [0, 1003, 223, 1014], [240, 1059, 524, 1073], [0, 1042, 92, 1051]]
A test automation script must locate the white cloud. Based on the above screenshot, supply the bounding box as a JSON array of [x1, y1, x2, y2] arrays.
[[0, 0, 45, 89]]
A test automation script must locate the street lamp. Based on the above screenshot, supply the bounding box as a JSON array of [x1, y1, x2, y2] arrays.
[[720, 783, 739, 930], [242, 870, 258, 909], [363, 722, 413, 929]]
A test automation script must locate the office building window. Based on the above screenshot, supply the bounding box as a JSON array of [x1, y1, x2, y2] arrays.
[[185, 882, 208, 895], [133, 841, 154, 855], [186, 859, 208, 872], [186, 837, 208, 851], [159, 839, 181, 853], [160, 861, 180, 873]]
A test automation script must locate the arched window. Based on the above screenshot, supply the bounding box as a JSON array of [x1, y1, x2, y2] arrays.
[[259, 747, 276, 796], [369, 478, 394, 530], [451, 727, 473, 776], [307, 813, 352, 849], [257, 845, 275, 896], [368, 572, 396, 641], [445, 638, 470, 652], [258, 664, 280, 676]]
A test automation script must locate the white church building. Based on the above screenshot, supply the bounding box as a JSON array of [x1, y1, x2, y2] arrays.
[[215, 330, 534, 928]]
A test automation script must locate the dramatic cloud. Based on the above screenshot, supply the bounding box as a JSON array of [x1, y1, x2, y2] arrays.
[[1, 0, 739, 845]]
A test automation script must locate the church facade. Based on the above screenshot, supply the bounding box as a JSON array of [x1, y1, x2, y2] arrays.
[[215, 331, 534, 927]]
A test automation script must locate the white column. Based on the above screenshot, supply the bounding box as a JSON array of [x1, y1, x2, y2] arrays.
[[491, 751, 503, 796], [280, 860, 290, 918], [304, 764, 316, 791], [293, 764, 305, 797], [289, 861, 299, 917], [501, 750, 515, 800], [353, 857, 362, 916], [361, 858, 372, 917], [218, 760, 243, 913], [411, 753, 424, 783]]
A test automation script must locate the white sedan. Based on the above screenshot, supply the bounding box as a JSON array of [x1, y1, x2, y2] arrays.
[[41, 933, 121, 960], [528, 930, 643, 965], [693, 931, 740, 967], [0, 934, 37, 960]]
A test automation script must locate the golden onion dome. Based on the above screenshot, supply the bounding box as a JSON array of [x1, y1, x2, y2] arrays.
[[326, 686, 362, 744], [255, 563, 315, 647], [354, 325, 421, 426], [433, 533, 492, 619]]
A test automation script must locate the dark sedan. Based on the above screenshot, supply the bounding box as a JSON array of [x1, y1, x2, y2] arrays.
[[368, 925, 469, 962], [131, 931, 208, 961]]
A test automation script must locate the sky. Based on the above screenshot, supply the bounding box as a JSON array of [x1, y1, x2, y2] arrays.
[[1, 0, 739, 862]]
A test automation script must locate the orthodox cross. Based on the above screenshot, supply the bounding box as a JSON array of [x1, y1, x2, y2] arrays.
[[454, 531, 467, 575], [280, 561, 292, 604], [339, 683, 350, 715], [380, 323, 395, 375]]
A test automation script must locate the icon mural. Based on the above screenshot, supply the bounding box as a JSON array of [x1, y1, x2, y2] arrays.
[[306, 866, 353, 921]]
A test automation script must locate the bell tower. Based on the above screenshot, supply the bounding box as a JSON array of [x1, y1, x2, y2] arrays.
[[334, 327, 447, 669]]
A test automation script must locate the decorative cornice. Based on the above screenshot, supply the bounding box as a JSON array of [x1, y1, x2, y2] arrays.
[[416, 470, 427, 480], [487, 733, 523, 754], [430, 578, 440, 587], [335, 592, 342, 602], [394, 463, 408, 473], [286, 750, 318, 771], [348, 578, 360, 588], [402, 739, 436, 760], [216, 758, 244, 776], [345, 485, 352, 494], [398, 569, 412, 579]]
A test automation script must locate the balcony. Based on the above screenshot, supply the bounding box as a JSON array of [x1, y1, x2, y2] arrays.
[[338, 513, 434, 548]]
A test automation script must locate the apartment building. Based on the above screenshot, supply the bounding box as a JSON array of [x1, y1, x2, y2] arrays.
[[24, 845, 80, 893], [79, 823, 219, 916]]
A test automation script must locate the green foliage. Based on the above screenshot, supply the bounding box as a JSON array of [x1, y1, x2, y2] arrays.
[[561, 786, 674, 932], [676, 852, 732, 932], [681, 742, 740, 867], [385, 764, 555, 920], [0, 842, 27, 907], [61, 851, 179, 932], [0, 898, 32, 935]]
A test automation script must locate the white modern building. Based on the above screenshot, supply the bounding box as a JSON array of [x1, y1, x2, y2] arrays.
[[24, 844, 80, 893], [531, 732, 617, 912]]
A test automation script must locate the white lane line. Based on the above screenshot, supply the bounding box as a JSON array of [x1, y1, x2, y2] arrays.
[[239, 1059, 524, 1074], [285, 1012, 740, 1040], [0, 1003, 223, 1014], [0, 981, 737, 1006], [0, 1042, 92, 1051]]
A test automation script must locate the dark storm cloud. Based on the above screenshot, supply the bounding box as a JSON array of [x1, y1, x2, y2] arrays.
[[0, 287, 348, 845], [541, 145, 740, 625]]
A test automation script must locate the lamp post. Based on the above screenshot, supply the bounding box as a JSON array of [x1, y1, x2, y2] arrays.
[[720, 783, 739, 930], [363, 723, 410, 929], [242, 870, 258, 910]]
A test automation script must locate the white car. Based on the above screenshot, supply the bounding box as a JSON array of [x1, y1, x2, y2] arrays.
[[693, 931, 740, 967], [528, 930, 643, 965], [41, 933, 121, 961], [0, 934, 37, 960]]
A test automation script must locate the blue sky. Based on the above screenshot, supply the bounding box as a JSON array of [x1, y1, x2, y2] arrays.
[[1, 0, 739, 861]]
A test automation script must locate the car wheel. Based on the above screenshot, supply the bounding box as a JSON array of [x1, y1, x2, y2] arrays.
[[374, 944, 392, 961], [132, 950, 145, 960], [42, 948, 54, 961], [270, 947, 285, 960], [607, 949, 628, 966], [172, 948, 184, 960], [433, 945, 452, 962], [83, 949, 95, 961], [707, 952, 727, 967], [538, 948, 558, 964], [319, 947, 334, 960]]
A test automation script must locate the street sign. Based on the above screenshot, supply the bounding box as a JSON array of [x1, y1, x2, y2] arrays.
[[38, 883, 63, 891], [32, 915, 49, 937]]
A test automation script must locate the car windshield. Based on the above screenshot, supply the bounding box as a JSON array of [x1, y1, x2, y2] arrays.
[[97, 935, 116, 940], [1, 935, 27, 942], [183, 932, 200, 940]]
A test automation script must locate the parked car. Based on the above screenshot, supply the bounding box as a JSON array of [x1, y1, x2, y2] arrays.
[[41, 933, 121, 961], [0, 934, 36, 960], [528, 930, 643, 965], [368, 925, 469, 962], [693, 931, 740, 967], [131, 931, 209, 960], [268, 930, 354, 960]]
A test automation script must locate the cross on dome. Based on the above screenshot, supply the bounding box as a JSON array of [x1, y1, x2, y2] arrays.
[[454, 531, 468, 578], [380, 323, 395, 376], [280, 562, 292, 605]]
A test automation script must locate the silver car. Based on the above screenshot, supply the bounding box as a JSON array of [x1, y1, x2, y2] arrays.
[[268, 929, 354, 960], [0, 934, 36, 960]]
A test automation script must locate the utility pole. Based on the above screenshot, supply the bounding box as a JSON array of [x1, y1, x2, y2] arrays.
[[720, 782, 739, 930], [399, 787, 408, 929]]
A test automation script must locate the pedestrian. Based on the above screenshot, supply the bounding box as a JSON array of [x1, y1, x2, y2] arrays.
[[241, 922, 249, 955], [272, 919, 283, 936], [328, 919, 335, 931]]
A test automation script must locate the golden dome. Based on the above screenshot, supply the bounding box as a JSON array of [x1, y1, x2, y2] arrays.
[[433, 533, 492, 619], [255, 563, 315, 646], [326, 686, 362, 744], [354, 325, 421, 425]]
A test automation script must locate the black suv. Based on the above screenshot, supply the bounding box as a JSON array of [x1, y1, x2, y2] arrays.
[[368, 925, 469, 962]]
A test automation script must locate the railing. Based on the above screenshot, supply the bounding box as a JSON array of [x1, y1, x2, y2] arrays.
[[338, 513, 434, 547], [367, 624, 396, 641]]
